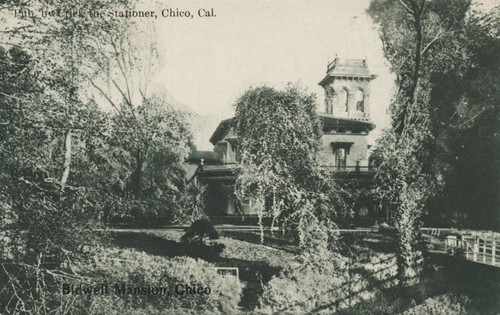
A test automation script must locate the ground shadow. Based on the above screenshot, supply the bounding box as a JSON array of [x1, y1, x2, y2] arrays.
[[221, 230, 299, 254], [111, 232, 186, 257], [356, 233, 396, 254], [111, 231, 282, 311]]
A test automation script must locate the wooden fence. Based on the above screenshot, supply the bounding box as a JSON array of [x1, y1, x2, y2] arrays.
[[444, 234, 499, 267]]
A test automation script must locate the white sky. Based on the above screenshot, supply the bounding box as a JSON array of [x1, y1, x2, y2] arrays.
[[133, 0, 498, 149], [1, 0, 496, 151]]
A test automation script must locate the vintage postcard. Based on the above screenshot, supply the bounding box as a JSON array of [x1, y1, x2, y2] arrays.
[[1, 0, 498, 313]]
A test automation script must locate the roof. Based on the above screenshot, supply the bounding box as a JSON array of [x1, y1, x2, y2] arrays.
[[208, 114, 375, 146], [209, 118, 234, 145], [320, 114, 375, 133], [319, 58, 377, 86]]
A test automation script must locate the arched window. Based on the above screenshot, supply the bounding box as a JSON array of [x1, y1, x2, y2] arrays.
[[325, 87, 334, 114], [355, 89, 365, 112], [339, 88, 348, 112]]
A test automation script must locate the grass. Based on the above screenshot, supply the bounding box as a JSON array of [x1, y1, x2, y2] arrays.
[[110, 229, 500, 313], [111, 229, 295, 311]]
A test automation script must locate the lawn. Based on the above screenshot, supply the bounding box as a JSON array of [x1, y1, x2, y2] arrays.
[[110, 229, 500, 313]]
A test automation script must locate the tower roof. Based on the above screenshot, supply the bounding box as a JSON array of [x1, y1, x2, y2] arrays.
[[320, 114, 375, 133], [319, 58, 377, 86]]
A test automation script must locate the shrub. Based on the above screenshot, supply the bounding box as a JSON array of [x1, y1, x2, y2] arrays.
[[74, 248, 243, 314], [181, 219, 224, 260], [361, 253, 399, 289], [181, 219, 219, 244], [403, 293, 477, 315], [177, 181, 208, 224], [259, 239, 351, 313]]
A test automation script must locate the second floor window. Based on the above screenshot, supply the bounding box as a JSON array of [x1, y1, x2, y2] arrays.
[[339, 88, 348, 113], [334, 148, 347, 170], [325, 87, 334, 114], [355, 89, 365, 112], [332, 142, 353, 170]]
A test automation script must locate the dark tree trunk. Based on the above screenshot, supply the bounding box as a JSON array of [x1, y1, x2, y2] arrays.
[[132, 150, 144, 197]]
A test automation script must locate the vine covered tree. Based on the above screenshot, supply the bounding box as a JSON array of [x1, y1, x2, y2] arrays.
[[234, 84, 349, 244], [368, 0, 499, 287]]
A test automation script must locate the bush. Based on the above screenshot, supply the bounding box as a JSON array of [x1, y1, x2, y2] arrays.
[[361, 253, 399, 289], [181, 219, 219, 244], [1, 247, 243, 314], [177, 181, 208, 224], [259, 239, 351, 313], [181, 219, 224, 260], [403, 293, 477, 315], [74, 248, 243, 314]]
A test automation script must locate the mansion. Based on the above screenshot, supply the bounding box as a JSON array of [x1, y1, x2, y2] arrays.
[[193, 58, 378, 218]]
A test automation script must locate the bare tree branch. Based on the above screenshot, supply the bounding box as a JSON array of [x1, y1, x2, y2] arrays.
[[398, 0, 415, 14], [0, 91, 22, 100], [422, 30, 443, 55]]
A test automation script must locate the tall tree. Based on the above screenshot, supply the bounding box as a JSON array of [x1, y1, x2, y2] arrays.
[[424, 5, 500, 230], [234, 84, 348, 244], [369, 0, 499, 286], [110, 95, 192, 208]]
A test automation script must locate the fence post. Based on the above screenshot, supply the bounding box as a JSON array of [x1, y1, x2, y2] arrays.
[[492, 240, 496, 265], [473, 237, 478, 262], [446, 235, 456, 255], [483, 241, 487, 263]]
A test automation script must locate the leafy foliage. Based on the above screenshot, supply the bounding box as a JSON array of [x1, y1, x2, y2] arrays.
[[1, 248, 244, 314], [368, 0, 499, 286], [181, 219, 220, 244], [180, 219, 224, 260], [403, 293, 476, 315], [0, 1, 195, 313], [259, 227, 349, 313], [234, 84, 349, 244], [177, 180, 208, 224], [79, 248, 243, 314], [259, 225, 389, 313]]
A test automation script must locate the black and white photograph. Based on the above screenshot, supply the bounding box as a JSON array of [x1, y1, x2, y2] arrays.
[[0, 0, 499, 313]]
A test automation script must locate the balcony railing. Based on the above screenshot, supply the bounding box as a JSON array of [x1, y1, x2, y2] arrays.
[[319, 165, 374, 173], [202, 163, 238, 170], [198, 163, 240, 175]]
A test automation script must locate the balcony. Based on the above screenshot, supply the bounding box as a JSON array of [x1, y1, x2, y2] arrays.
[[197, 163, 375, 182], [319, 165, 376, 182], [320, 165, 374, 172], [197, 163, 239, 182], [201, 163, 239, 171]]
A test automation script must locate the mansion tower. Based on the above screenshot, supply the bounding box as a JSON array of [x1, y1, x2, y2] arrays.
[[317, 58, 376, 170]]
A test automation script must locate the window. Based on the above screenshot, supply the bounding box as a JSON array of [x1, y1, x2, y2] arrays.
[[325, 99, 333, 114], [334, 148, 347, 170], [325, 87, 334, 114], [331, 142, 353, 171], [339, 88, 348, 112], [355, 89, 365, 112]]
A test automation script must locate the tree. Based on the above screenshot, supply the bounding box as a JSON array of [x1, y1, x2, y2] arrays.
[[424, 5, 500, 230], [107, 95, 192, 219], [0, 1, 192, 312], [234, 84, 348, 244], [368, 0, 499, 286]]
